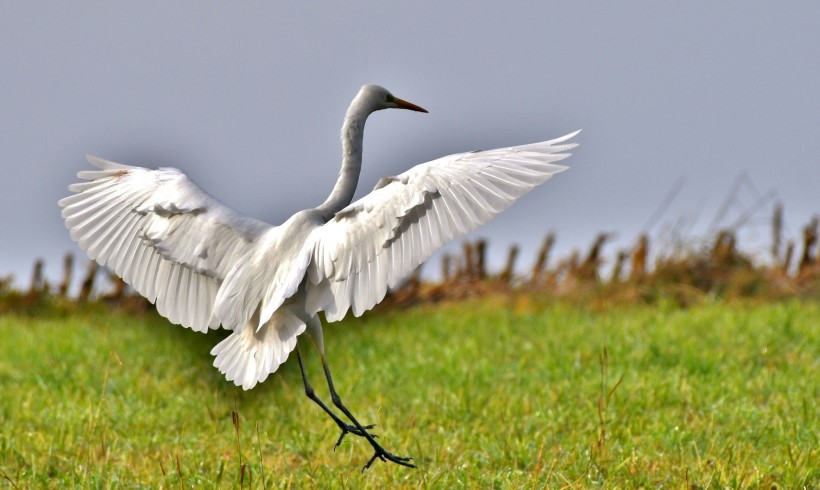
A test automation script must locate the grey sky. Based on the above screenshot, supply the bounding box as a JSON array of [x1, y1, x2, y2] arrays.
[[3, 2, 819, 286]]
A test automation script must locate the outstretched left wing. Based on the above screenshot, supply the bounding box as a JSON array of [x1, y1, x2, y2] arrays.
[[59, 156, 273, 332], [306, 130, 579, 321]]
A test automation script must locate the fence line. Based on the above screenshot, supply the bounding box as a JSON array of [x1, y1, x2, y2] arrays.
[[2, 212, 819, 312]]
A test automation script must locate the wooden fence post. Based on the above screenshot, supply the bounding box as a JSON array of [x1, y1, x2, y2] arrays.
[[441, 254, 452, 282], [782, 241, 794, 275], [29, 259, 46, 295], [798, 216, 818, 276], [78, 261, 97, 303], [476, 239, 487, 280], [58, 253, 74, 297], [771, 202, 783, 264], [531, 233, 555, 285], [463, 242, 475, 281], [501, 245, 519, 284], [579, 233, 611, 281], [610, 251, 628, 284], [630, 234, 649, 280]]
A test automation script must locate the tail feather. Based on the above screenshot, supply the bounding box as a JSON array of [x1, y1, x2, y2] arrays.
[[210, 306, 307, 390]]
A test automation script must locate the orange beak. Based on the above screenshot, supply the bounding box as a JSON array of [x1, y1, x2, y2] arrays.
[[394, 97, 428, 113]]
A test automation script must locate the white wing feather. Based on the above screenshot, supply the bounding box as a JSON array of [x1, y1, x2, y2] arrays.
[[307, 130, 579, 321], [59, 156, 273, 332]]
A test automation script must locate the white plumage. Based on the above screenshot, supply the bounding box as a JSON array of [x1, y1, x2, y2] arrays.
[[60, 84, 578, 468]]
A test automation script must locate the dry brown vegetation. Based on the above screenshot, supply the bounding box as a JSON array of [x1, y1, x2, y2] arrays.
[[3, 205, 818, 315], [390, 222, 819, 309]]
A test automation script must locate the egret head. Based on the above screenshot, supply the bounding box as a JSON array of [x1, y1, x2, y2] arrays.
[[357, 85, 428, 114]]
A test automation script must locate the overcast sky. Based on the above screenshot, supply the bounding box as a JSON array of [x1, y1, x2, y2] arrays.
[[3, 2, 819, 287]]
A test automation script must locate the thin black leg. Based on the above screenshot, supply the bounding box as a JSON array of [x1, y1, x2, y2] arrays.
[[320, 354, 416, 471], [295, 346, 375, 449]]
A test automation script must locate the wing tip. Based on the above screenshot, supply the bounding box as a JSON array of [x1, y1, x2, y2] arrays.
[[57, 195, 72, 208], [548, 129, 582, 146], [86, 154, 133, 171], [86, 154, 108, 168]]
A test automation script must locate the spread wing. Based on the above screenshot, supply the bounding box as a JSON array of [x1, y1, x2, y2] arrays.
[[59, 156, 273, 332], [307, 130, 579, 321]]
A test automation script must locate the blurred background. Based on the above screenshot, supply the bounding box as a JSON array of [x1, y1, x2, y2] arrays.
[[2, 2, 819, 290]]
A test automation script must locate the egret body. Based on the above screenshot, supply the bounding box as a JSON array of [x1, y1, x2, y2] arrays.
[[60, 84, 578, 469]]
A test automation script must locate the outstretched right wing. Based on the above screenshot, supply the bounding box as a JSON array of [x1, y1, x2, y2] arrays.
[[307, 130, 578, 321], [59, 156, 273, 332]]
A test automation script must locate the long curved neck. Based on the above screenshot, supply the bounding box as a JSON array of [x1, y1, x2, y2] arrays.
[[317, 101, 373, 218]]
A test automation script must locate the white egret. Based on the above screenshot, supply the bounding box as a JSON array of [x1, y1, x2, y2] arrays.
[[59, 84, 579, 469]]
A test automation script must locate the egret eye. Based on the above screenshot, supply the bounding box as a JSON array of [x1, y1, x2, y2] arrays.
[[385, 94, 395, 103]]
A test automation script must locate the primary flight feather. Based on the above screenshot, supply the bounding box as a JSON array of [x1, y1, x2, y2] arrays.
[[60, 84, 578, 469]]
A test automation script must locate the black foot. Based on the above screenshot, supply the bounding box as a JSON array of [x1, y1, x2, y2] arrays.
[[363, 446, 415, 471], [300, 348, 416, 470], [334, 423, 377, 450], [327, 400, 415, 470]]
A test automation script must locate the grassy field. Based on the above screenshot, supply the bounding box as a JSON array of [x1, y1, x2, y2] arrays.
[[0, 298, 817, 488]]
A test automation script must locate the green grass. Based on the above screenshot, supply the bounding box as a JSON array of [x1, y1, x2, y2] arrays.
[[0, 298, 817, 488]]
